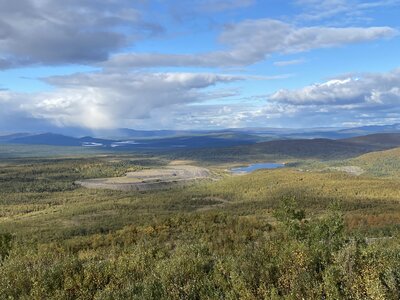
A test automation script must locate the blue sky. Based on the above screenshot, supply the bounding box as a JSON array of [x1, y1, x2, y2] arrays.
[[1, 0, 400, 131]]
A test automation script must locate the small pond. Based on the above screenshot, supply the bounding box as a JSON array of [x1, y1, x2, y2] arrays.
[[231, 162, 285, 174]]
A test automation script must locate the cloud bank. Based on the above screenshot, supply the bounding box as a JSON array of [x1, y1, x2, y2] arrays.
[[265, 68, 400, 126], [2, 68, 400, 130], [0, 72, 244, 129]]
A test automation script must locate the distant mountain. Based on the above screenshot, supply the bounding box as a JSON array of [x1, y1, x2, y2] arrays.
[[234, 124, 400, 140], [2, 133, 121, 147], [95, 128, 203, 139], [0, 133, 34, 142], [338, 124, 400, 135], [176, 133, 400, 162], [128, 134, 258, 149], [284, 131, 355, 140], [4, 123, 400, 141], [9, 133, 83, 146], [244, 133, 400, 159], [0, 132, 258, 149], [342, 133, 400, 149], [2, 128, 400, 155], [237, 138, 375, 159]]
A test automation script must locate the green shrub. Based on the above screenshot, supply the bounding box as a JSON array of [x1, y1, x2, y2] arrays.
[[0, 233, 13, 261]]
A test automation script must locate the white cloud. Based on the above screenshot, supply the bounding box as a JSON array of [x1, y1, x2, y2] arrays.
[[295, 0, 400, 22], [2, 72, 244, 129], [3, 68, 400, 130], [270, 69, 400, 106], [220, 19, 395, 53], [103, 19, 396, 68], [253, 68, 400, 127]]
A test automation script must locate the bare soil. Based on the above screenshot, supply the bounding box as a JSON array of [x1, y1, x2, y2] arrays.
[[76, 165, 212, 191], [331, 166, 365, 176]]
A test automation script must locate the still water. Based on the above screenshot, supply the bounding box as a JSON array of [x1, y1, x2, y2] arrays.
[[231, 162, 285, 174]]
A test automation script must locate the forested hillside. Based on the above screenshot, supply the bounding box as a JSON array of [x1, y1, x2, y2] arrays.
[[1, 155, 400, 298]]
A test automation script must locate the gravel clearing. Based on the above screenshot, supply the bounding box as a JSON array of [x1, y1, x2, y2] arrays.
[[331, 166, 365, 176], [76, 165, 212, 191]]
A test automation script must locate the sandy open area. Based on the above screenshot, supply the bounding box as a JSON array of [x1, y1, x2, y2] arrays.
[[76, 165, 211, 191], [331, 166, 365, 176]]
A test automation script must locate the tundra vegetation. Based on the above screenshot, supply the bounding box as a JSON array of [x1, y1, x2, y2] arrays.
[[0, 149, 400, 299]]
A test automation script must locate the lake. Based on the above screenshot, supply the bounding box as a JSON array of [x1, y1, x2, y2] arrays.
[[231, 162, 285, 174]]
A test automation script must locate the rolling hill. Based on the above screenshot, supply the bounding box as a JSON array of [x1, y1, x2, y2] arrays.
[[248, 133, 400, 159], [5, 133, 117, 147], [246, 138, 373, 159], [0, 132, 259, 150], [5, 123, 400, 141], [342, 133, 400, 149], [351, 147, 400, 177], [2, 131, 400, 162], [0, 133, 34, 142], [9, 133, 83, 146], [175, 133, 400, 162]]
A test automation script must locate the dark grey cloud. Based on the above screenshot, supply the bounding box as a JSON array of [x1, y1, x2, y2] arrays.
[[0, 0, 163, 68], [102, 19, 396, 69]]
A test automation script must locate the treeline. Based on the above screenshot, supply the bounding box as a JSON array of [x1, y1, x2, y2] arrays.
[[0, 158, 147, 194]]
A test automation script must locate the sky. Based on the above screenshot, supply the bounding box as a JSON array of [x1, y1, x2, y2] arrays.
[[1, 0, 400, 132]]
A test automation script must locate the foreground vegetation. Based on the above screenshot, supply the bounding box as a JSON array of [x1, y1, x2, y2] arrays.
[[2, 204, 399, 299], [1, 153, 400, 299]]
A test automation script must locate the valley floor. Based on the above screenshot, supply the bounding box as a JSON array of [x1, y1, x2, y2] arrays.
[[0, 150, 400, 299]]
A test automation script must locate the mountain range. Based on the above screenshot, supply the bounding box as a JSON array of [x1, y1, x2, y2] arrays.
[[1, 124, 400, 153]]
